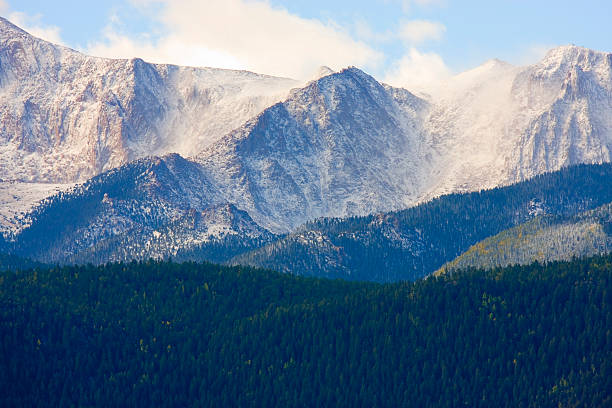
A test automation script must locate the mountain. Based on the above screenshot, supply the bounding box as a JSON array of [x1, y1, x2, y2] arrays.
[[8, 154, 274, 264], [230, 163, 612, 281], [421, 45, 612, 198], [509, 46, 612, 179], [192, 45, 612, 232], [8, 160, 612, 274], [196, 67, 429, 232], [437, 202, 612, 273], [0, 17, 296, 183], [2, 16, 611, 203], [2, 16, 612, 272]]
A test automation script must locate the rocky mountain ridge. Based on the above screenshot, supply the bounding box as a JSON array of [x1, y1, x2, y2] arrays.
[[0, 17, 297, 183], [197, 67, 429, 231]]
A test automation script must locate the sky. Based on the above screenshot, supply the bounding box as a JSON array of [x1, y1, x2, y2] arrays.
[[1, 0, 611, 90]]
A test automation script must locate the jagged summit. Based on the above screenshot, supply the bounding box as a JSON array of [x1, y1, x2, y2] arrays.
[[534, 45, 611, 78], [541, 44, 607, 61]]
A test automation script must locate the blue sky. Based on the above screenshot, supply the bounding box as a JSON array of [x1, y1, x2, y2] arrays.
[[2, 0, 610, 88]]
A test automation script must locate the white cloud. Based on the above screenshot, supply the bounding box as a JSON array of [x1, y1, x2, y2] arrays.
[[0, 0, 8, 14], [6, 11, 64, 45], [384, 47, 451, 91], [86, 0, 383, 80], [399, 20, 446, 45], [88, 26, 245, 71]]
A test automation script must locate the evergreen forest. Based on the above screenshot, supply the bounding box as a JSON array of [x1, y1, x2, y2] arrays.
[[1, 256, 610, 407]]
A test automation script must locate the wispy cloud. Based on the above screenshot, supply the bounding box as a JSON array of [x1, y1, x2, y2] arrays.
[[383, 17, 450, 91], [399, 20, 446, 45], [86, 0, 383, 80], [383, 47, 452, 91], [3, 0, 454, 90]]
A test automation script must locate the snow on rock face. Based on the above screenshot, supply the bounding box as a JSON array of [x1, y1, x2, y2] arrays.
[[197, 67, 430, 232], [421, 45, 612, 200], [193, 47, 612, 233], [421, 58, 523, 198], [0, 181, 74, 234], [0, 17, 297, 183], [506, 46, 612, 181]]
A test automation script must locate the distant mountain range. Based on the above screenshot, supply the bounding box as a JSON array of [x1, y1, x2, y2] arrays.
[[0, 17, 611, 278]]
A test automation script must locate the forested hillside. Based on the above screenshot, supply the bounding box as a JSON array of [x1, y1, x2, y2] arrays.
[[1, 257, 610, 407], [233, 163, 612, 281], [439, 202, 612, 273]]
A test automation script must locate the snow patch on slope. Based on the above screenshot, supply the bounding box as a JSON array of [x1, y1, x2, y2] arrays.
[[0, 181, 74, 235]]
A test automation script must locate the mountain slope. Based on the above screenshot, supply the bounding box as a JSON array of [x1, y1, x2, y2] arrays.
[[67, 203, 277, 265], [438, 202, 612, 273], [0, 17, 296, 183], [9, 154, 273, 264], [0, 181, 72, 234], [197, 67, 429, 232], [230, 163, 612, 281]]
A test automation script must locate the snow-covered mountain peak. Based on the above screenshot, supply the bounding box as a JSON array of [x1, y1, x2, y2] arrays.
[[420, 45, 612, 201], [301, 66, 376, 88], [195, 64, 429, 232], [2, 16, 612, 250], [0, 17, 298, 183], [0, 16, 28, 37], [525, 45, 611, 88], [541, 44, 607, 66]]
